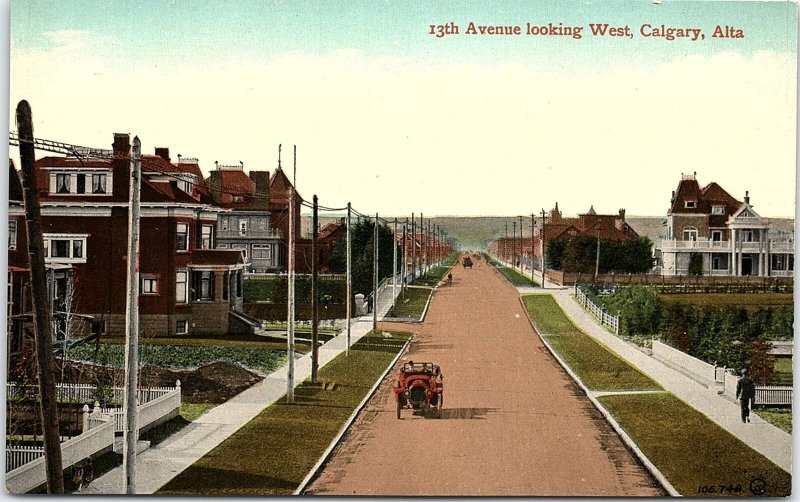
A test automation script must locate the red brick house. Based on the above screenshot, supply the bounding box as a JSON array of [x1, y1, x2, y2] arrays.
[[9, 133, 254, 338]]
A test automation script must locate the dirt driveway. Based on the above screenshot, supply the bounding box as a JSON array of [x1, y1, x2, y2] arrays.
[[306, 256, 663, 496]]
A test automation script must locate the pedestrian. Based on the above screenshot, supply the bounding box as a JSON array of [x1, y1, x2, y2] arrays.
[[447, 272, 452, 286], [365, 293, 373, 314], [736, 369, 756, 423]]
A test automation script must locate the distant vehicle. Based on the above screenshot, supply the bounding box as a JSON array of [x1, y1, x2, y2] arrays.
[[462, 257, 473, 269], [393, 361, 444, 419]]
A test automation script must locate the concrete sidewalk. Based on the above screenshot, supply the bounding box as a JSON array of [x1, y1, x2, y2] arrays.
[[83, 283, 403, 495], [526, 288, 791, 474]]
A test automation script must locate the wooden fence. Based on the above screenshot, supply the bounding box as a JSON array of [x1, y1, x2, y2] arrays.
[[575, 286, 619, 335]]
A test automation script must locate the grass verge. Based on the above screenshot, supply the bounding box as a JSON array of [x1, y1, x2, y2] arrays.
[[411, 266, 449, 286], [157, 330, 411, 495], [386, 287, 432, 318], [599, 393, 791, 497], [754, 407, 792, 434], [496, 266, 539, 287], [523, 294, 659, 391]]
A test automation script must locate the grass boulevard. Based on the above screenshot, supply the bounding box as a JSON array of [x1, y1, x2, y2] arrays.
[[522, 294, 791, 497], [157, 330, 411, 495]]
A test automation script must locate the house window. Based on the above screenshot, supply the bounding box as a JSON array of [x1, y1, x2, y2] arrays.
[[256, 218, 266, 231], [176, 320, 188, 335], [741, 230, 755, 242], [43, 234, 88, 263], [76, 174, 86, 194], [193, 271, 215, 301], [176, 270, 188, 303], [141, 275, 159, 294], [684, 200, 697, 209], [711, 230, 722, 242], [8, 220, 16, 250], [92, 173, 107, 194], [711, 205, 725, 215], [711, 254, 729, 270], [221, 218, 229, 231], [239, 220, 248, 236], [682, 227, 698, 241], [233, 195, 243, 203], [252, 245, 271, 260], [56, 174, 71, 194], [201, 225, 214, 249], [772, 254, 794, 271], [176, 223, 188, 251]]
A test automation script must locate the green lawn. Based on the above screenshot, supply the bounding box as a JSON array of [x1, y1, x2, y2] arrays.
[[658, 293, 793, 308], [68, 343, 288, 376], [97, 333, 312, 352], [158, 330, 411, 496], [754, 407, 792, 434], [496, 266, 539, 287], [522, 294, 659, 391], [386, 287, 432, 318], [772, 357, 793, 386], [599, 393, 791, 497], [411, 266, 450, 286]]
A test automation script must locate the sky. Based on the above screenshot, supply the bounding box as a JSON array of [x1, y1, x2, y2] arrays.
[[6, 0, 798, 218]]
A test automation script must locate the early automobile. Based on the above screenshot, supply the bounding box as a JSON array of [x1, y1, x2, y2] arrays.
[[393, 361, 443, 419], [462, 256, 473, 269]]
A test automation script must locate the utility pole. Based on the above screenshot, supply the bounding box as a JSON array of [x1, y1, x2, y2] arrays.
[[518, 215, 524, 270], [411, 213, 416, 280], [311, 195, 319, 383], [595, 236, 601, 279], [373, 214, 379, 333], [16, 100, 64, 494], [531, 214, 536, 279], [541, 208, 547, 289], [504, 222, 509, 264], [122, 136, 142, 494], [427, 220, 431, 270], [402, 220, 407, 300], [512, 221, 517, 270], [420, 212, 424, 274], [392, 218, 397, 307], [346, 202, 352, 356], [286, 146, 296, 403]]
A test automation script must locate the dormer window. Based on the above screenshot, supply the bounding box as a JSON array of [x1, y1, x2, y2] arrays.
[[684, 200, 697, 209], [56, 174, 70, 193], [711, 205, 724, 215], [92, 174, 107, 194], [48, 169, 112, 195]]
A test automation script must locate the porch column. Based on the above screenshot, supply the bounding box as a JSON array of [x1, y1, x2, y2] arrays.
[[214, 270, 225, 301], [760, 229, 767, 276], [730, 229, 737, 276]]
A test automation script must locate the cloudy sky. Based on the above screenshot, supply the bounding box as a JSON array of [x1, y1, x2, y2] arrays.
[[7, 0, 798, 217]]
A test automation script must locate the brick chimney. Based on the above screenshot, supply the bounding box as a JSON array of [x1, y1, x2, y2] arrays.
[[618, 208, 626, 221], [249, 170, 270, 210], [112, 133, 130, 158], [744, 191, 750, 205], [155, 147, 170, 162]]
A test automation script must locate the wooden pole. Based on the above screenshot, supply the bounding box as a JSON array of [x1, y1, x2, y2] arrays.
[[392, 218, 397, 307], [311, 194, 319, 382], [286, 146, 296, 403], [16, 100, 64, 494], [373, 213, 378, 333], [122, 136, 142, 494], [346, 202, 352, 355]]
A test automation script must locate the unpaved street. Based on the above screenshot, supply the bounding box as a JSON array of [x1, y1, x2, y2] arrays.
[[306, 256, 663, 496]]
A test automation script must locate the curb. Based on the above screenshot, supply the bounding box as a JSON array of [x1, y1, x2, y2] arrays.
[[517, 295, 681, 497], [294, 337, 412, 495]]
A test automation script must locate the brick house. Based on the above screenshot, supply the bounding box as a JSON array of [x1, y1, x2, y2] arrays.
[[9, 133, 255, 338], [207, 163, 282, 272], [659, 174, 794, 276]]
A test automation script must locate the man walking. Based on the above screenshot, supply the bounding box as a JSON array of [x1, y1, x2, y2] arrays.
[[736, 369, 756, 423]]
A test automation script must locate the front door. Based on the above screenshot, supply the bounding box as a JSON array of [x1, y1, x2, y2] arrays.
[[741, 257, 753, 276]]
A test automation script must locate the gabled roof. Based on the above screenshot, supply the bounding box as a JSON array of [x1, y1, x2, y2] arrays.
[[217, 168, 255, 195], [269, 168, 303, 205], [141, 154, 182, 174], [9, 160, 23, 202], [36, 156, 111, 169], [141, 179, 202, 204], [319, 221, 345, 240]]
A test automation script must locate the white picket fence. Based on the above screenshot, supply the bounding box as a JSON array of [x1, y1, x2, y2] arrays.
[[653, 340, 792, 406], [6, 382, 181, 493], [7, 382, 177, 405], [575, 286, 620, 335]]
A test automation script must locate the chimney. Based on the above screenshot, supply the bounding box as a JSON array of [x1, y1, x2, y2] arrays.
[[209, 170, 222, 204], [619, 208, 626, 221], [112, 133, 130, 158], [744, 190, 750, 205], [155, 147, 170, 162], [671, 190, 676, 203], [248, 170, 270, 209]]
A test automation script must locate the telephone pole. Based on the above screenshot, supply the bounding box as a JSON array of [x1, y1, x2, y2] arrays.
[[402, 219, 407, 300], [346, 202, 352, 355], [392, 218, 397, 307], [531, 214, 536, 278], [541, 208, 547, 289], [373, 213, 379, 333], [286, 146, 296, 403], [411, 213, 416, 279], [122, 136, 142, 494], [512, 221, 517, 269], [311, 195, 319, 383], [16, 100, 64, 494]]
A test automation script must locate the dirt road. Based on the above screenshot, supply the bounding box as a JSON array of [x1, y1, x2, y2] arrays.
[[306, 256, 663, 496]]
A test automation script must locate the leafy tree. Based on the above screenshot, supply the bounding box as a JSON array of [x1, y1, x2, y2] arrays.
[[328, 219, 399, 295], [545, 238, 568, 270], [748, 336, 775, 384], [562, 235, 597, 273], [688, 252, 703, 276]]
